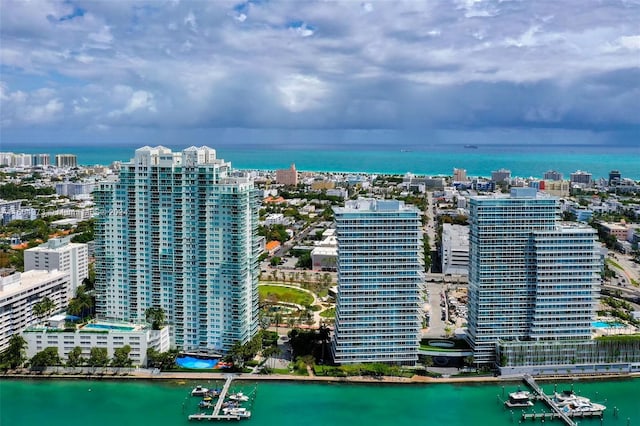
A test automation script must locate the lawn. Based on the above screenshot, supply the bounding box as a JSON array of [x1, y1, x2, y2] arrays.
[[320, 307, 335, 318], [259, 285, 314, 306]]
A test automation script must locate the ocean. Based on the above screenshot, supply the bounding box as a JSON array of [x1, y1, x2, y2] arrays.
[[1, 378, 638, 426], [2, 141, 639, 180]]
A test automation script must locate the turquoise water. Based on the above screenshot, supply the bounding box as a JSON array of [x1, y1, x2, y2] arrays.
[[82, 323, 135, 331], [1, 378, 638, 425], [592, 321, 624, 329], [3, 141, 639, 179], [176, 356, 219, 369]]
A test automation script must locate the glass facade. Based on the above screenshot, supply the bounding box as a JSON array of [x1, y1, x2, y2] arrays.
[[95, 146, 260, 352], [466, 188, 599, 365], [332, 199, 424, 366]]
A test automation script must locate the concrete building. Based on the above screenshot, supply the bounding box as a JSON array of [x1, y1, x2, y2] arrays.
[[440, 224, 469, 276], [55, 182, 96, 199], [453, 168, 467, 182], [94, 146, 260, 353], [0, 199, 37, 224], [599, 222, 631, 241], [569, 207, 594, 223], [570, 170, 592, 187], [311, 233, 338, 271], [0, 270, 69, 352], [491, 168, 511, 183], [264, 213, 287, 226], [24, 237, 89, 300], [275, 163, 298, 186], [31, 154, 50, 167], [332, 199, 424, 366], [23, 320, 170, 366], [543, 170, 563, 181], [55, 154, 78, 168], [466, 188, 600, 366], [608, 170, 621, 186], [540, 180, 570, 197]]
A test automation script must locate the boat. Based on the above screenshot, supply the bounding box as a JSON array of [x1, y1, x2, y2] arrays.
[[504, 390, 534, 408], [561, 400, 606, 414], [198, 400, 213, 409], [191, 385, 209, 396], [464, 144, 478, 149], [222, 407, 251, 418], [552, 390, 591, 407], [228, 392, 249, 402]]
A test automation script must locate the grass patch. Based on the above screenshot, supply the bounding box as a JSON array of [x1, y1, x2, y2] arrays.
[[606, 258, 623, 270], [320, 307, 335, 318], [419, 345, 468, 352], [259, 285, 313, 306]]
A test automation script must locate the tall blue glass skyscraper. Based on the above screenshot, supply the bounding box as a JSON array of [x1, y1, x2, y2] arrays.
[[466, 188, 600, 365], [94, 146, 260, 352], [332, 199, 424, 366]]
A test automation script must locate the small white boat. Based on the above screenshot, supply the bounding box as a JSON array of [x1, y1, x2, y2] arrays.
[[562, 400, 606, 414], [191, 385, 209, 396], [223, 407, 251, 418], [505, 391, 534, 408], [552, 391, 590, 407], [228, 392, 249, 402]]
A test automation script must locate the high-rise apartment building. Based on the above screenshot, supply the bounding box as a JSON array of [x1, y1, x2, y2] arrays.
[[453, 168, 467, 182], [466, 188, 600, 365], [275, 163, 298, 186], [332, 199, 424, 366], [94, 146, 260, 352], [491, 168, 511, 183], [55, 154, 78, 168], [24, 236, 89, 300], [570, 170, 592, 187], [31, 154, 50, 167], [543, 170, 563, 181]]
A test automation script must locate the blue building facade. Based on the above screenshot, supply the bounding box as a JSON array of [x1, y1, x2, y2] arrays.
[[332, 199, 424, 366]]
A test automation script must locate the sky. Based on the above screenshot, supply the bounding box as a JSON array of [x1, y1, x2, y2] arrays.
[[1, 0, 639, 147]]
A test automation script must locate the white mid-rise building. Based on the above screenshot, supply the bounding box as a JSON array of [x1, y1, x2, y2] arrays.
[[94, 146, 260, 352], [332, 199, 424, 366], [24, 237, 89, 299], [0, 270, 69, 352], [441, 224, 469, 276], [23, 320, 170, 366]]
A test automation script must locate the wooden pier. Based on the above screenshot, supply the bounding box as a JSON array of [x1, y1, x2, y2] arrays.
[[522, 375, 577, 426], [188, 375, 244, 421]]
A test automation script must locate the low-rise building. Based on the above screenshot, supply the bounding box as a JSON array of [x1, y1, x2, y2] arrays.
[[441, 224, 469, 276], [0, 199, 37, 224], [0, 270, 69, 352], [23, 320, 170, 366]]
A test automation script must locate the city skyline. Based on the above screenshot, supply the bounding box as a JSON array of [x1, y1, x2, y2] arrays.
[[1, 1, 639, 147]]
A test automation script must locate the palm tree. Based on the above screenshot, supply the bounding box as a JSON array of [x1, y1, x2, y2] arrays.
[[33, 296, 55, 321], [273, 312, 283, 336], [145, 307, 165, 330], [0, 334, 27, 369]]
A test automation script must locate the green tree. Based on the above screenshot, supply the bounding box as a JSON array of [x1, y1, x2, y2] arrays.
[[87, 347, 109, 368], [66, 346, 85, 367], [145, 307, 166, 330], [111, 345, 133, 367], [67, 285, 93, 319], [0, 334, 27, 369], [33, 296, 56, 321], [30, 347, 61, 369]]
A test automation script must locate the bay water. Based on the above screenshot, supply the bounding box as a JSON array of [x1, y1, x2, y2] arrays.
[[1, 378, 638, 425]]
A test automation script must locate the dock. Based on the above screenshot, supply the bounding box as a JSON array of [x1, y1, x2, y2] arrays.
[[188, 375, 243, 421], [522, 375, 577, 426]]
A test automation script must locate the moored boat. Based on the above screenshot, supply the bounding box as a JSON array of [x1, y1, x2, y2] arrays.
[[222, 407, 251, 418], [505, 390, 534, 408], [191, 385, 209, 396], [228, 392, 249, 402]]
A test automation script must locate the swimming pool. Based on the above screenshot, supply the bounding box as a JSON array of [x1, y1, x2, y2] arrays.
[[175, 356, 219, 369], [82, 323, 136, 331], [592, 321, 624, 329]]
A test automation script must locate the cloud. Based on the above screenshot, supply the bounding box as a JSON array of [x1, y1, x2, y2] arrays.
[[0, 0, 638, 135]]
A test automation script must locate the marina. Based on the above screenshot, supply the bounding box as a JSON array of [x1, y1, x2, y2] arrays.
[[188, 375, 254, 422], [503, 375, 607, 426]]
